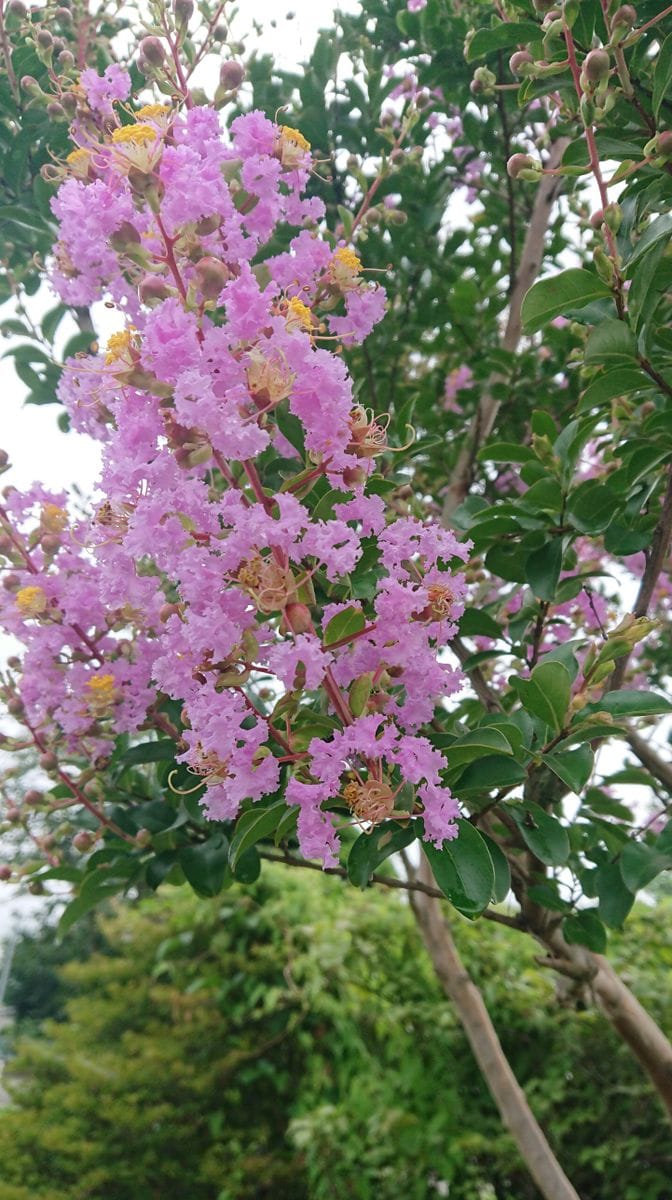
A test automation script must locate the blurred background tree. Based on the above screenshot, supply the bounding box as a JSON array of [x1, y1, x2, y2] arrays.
[[1, 870, 670, 1200]]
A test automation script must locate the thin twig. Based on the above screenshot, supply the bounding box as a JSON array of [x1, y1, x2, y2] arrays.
[[259, 849, 524, 929]]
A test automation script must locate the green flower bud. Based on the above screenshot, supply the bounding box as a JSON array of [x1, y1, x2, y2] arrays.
[[584, 48, 611, 84], [509, 50, 535, 76], [507, 152, 541, 180]]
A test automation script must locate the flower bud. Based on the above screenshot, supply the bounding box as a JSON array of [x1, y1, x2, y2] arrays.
[[47, 101, 66, 120], [39, 751, 58, 771], [110, 221, 142, 251], [174, 0, 193, 28], [611, 5, 637, 38], [506, 152, 541, 180], [8, 1, 27, 16], [470, 66, 496, 95], [0, 448, 8, 467], [593, 245, 616, 285], [584, 48, 610, 84], [36, 28, 53, 49], [135, 828, 152, 847], [284, 602, 312, 634], [57, 49, 75, 69], [24, 789, 44, 807], [139, 274, 172, 304], [159, 602, 182, 622], [194, 255, 231, 300], [3, 573, 21, 592], [213, 24, 227, 42], [603, 202, 622, 233], [656, 131, 672, 159], [72, 830, 94, 852], [509, 50, 535, 76], [20, 74, 41, 96], [0, 865, 12, 881], [219, 59, 245, 89], [139, 36, 165, 66]]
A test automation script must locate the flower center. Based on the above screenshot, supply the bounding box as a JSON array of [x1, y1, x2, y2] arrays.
[[15, 586, 48, 617]]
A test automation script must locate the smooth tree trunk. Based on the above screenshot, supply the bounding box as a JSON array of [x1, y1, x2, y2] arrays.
[[409, 863, 582, 1200]]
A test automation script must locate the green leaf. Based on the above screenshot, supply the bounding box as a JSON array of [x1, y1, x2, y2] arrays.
[[458, 608, 502, 640], [525, 539, 563, 601], [322, 606, 366, 647], [510, 802, 570, 866], [232, 846, 261, 883], [595, 862, 635, 928], [477, 442, 537, 464], [521, 269, 612, 333], [626, 212, 672, 270], [480, 832, 511, 903], [57, 861, 137, 937], [541, 745, 594, 795], [620, 840, 672, 892], [584, 319, 637, 364], [466, 21, 541, 62], [455, 755, 527, 792], [581, 690, 672, 718], [578, 368, 651, 412], [229, 800, 289, 869], [445, 728, 514, 768], [653, 34, 672, 120], [423, 820, 495, 917], [347, 822, 416, 889], [179, 834, 229, 897], [527, 880, 568, 912], [567, 480, 618, 534], [563, 909, 607, 953], [117, 740, 176, 767], [510, 661, 571, 732]]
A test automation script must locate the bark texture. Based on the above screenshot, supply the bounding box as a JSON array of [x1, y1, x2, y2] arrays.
[[410, 862, 582, 1200]]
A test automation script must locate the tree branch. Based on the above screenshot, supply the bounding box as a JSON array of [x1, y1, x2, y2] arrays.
[[442, 138, 570, 525]]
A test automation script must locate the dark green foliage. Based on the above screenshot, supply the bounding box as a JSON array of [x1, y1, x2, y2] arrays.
[[0, 874, 671, 1200]]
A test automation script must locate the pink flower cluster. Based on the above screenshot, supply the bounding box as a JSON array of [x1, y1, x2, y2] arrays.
[[0, 82, 470, 866]]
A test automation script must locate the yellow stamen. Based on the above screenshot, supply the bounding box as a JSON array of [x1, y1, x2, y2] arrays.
[[85, 673, 118, 712], [280, 125, 310, 152], [40, 503, 68, 534], [136, 103, 171, 121], [66, 148, 91, 175], [111, 123, 157, 146], [334, 246, 362, 274], [15, 586, 48, 617], [104, 329, 135, 365], [286, 296, 314, 332]]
